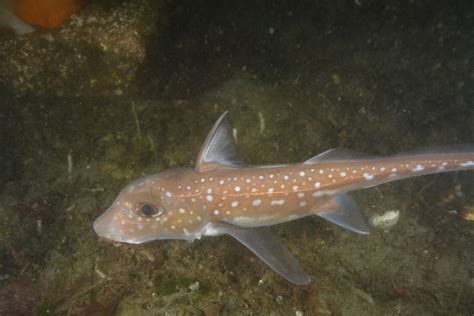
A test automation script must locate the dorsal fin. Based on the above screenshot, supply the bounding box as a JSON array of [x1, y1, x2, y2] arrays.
[[304, 148, 371, 164], [195, 112, 243, 173]]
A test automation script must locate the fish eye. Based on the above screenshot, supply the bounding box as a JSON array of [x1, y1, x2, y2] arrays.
[[134, 202, 164, 217]]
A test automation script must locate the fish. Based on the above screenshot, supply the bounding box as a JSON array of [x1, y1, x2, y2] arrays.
[[93, 112, 474, 285]]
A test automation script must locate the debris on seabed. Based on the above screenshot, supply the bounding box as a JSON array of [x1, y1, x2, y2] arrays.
[[459, 206, 474, 221], [232, 128, 238, 143], [67, 153, 73, 173], [188, 282, 199, 292], [369, 210, 400, 230], [258, 112, 265, 134]]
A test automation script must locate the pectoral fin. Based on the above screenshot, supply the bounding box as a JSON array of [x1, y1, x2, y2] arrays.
[[208, 221, 310, 285]]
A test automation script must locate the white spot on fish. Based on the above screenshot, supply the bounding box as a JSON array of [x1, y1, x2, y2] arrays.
[[214, 210, 219, 215], [380, 167, 386, 172], [340, 171, 347, 177], [297, 192, 305, 198], [363, 172, 374, 180], [207, 188, 212, 194], [460, 160, 474, 167], [292, 185, 299, 191], [314, 182, 321, 189], [299, 171, 305, 177], [252, 199, 262, 207], [235, 186, 241, 192], [391, 167, 397, 173], [206, 195, 213, 202], [284, 175, 289, 180], [412, 164, 424, 172], [268, 188, 275, 194], [165, 192, 172, 197], [314, 190, 337, 197], [179, 208, 185, 214], [299, 201, 307, 207], [231, 201, 239, 208], [219, 179, 224, 185], [271, 199, 285, 205]]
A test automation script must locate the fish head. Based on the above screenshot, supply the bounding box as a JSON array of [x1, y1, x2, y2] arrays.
[[93, 169, 204, 244]]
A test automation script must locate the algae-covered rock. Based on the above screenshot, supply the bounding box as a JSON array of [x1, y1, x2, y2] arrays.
[[0, 0, 165, 97]]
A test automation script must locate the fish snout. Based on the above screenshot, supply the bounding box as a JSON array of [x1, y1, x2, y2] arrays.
[[93, 208, 119, 240]]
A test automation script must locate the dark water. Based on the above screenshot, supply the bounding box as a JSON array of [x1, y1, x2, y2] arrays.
[[0, 0, 473, 314]]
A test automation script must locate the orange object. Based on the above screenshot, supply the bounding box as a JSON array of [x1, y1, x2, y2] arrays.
[[14, 0, 83, 29]]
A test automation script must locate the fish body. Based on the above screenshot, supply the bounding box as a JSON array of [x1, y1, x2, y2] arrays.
[[94, 112, 474, 284]]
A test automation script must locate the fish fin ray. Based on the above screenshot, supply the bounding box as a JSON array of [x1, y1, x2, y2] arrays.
[[304, 148, 371, 164], [315, 194, 370, 234], [208, 221, 311, 285], [195, 112, 243, 172]]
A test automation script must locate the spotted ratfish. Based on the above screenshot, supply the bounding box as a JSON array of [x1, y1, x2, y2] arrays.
[[93, 112, 474, 284]]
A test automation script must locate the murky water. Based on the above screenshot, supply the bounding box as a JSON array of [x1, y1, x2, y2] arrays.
[[1, 1, 473, 314]]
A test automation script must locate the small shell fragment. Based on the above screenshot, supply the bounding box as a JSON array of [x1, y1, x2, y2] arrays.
[[369, 210, 400, 230], [459, 206, 474, 221]]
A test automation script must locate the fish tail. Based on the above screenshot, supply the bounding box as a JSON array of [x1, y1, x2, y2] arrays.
[[361, 149, 474, 189]]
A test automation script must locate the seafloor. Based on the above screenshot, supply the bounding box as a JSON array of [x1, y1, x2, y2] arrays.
[[0, 0, 473, 315]]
